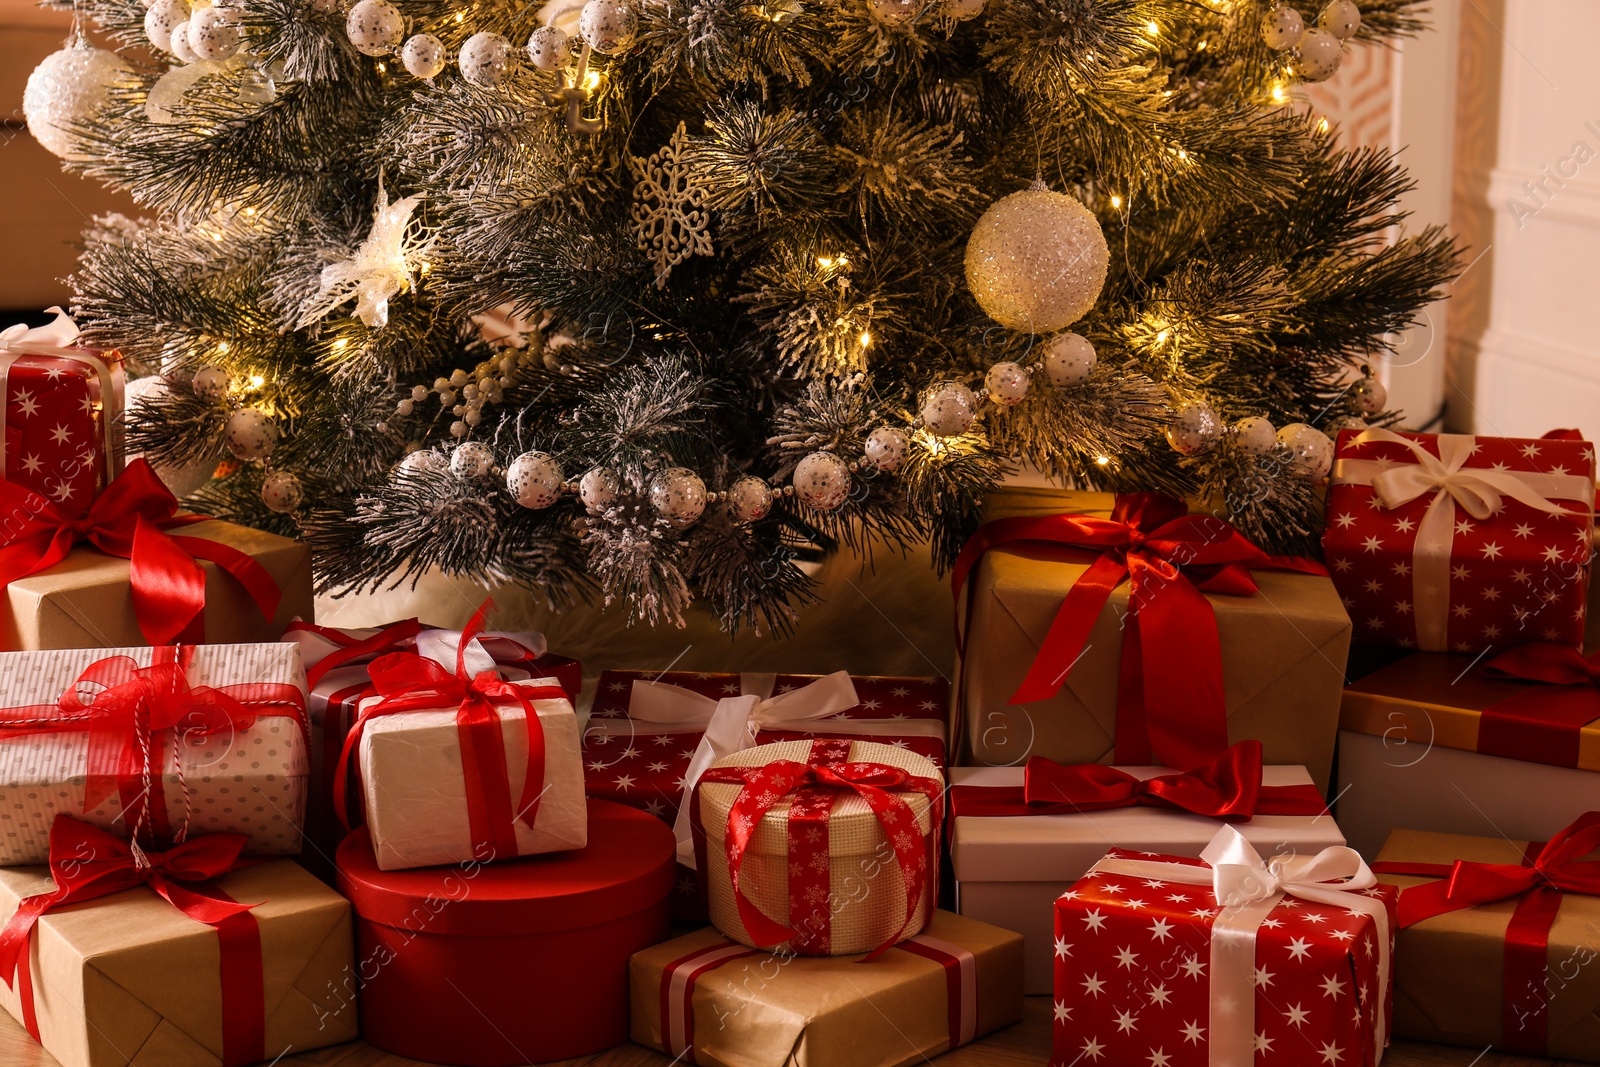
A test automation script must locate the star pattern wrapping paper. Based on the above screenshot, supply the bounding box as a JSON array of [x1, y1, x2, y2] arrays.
[[2, 353, 116, 518], [1324, 431, 1594, 652], [1052, 848, 1397, 1067]]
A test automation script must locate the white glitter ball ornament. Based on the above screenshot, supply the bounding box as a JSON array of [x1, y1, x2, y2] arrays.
[[1318, 0, 1361, 39], [864, 426, 908, 472], [579, 467, 620, 510], [186, 6, 242, 61], [793, 452, 851, 511], [984, 361, 1030, 406], [578, 0, 637, 55], [921, 382, 977, 437], [1234, 416, 1277, 456], [726, 475, 772, 522], [261, 470, 303, 513], [944, 0, 984, 20], [225, 408, 279, 461], [145, 0, 189, 53], [507, 451, 565, 508], [1261, 5, 1305, 50], [870, 0, 922, 21], [1277, 423, 1334, 478], [170, 20, 200, 63], [1352, 375, 1387, 415], [1165, 401, 1221, 456], [192, 365, 231, 400], [347, 0, 405, 56], [24, 46, 131, 160], [1041, 332, 1096, 386], [649, 467, 708, 526], [459, 32, 516, 88], [965, 183, 1109, 333], [526, 25, 573, 71], [399, 448, 447, 474], [1295, 26, 1343, 81], [401, 34, 447, 79], [450, 441, 496, 479]]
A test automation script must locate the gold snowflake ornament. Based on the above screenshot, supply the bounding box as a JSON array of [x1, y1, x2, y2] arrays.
[[630, 122, 712, 289]]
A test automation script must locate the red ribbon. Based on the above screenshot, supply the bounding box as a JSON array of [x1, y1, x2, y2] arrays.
[[333, 599, 567, 861], [0, 816, 265, 1066], [691, 738, 943, 960], [1469, 643, 1600, 768], [0, 459, 281, 646], [0, 648, 304, 846], [948, 740, 1329, 819], [951, 493, 1325, 769], [1373, 811, 1600, 1055], [290, 617, 425, 690]]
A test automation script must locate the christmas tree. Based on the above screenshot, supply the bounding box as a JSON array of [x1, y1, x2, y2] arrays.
[[26, 0, 1456, 632]]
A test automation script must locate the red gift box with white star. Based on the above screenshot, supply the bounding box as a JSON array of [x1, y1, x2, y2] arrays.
[[1324, 429, 1595, 653], [1052, 843, 1398, 1067], [0, 336, 122, 518]]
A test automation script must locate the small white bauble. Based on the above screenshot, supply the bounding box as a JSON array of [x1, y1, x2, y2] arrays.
[[449, 441, 496, 479], [793, 452, 851, 512], [578, 0, 637, 55], [346, 0, 405, 56], [399, 448, 448, 474], [1261, 5, 1305, 50], [23, 46, 131, 159], [1165, 400, 1221, 456], [160, 357, 195, 388], [921, 382, 978, 437], [144, 0, 189, 54], [649, 467, 708, 526], [459, 32, 515, 88], [984, 361, 1030, 406], [579, 467, 620, 510], [192, 365, 231, 400], [1318, 0, 1361, 39], [261, 470, 303, 513], [1234, 416, 1277, 456], [870, 0, 922, 21], [1327, 414, 1368, 432], [944, 0, 984, 20], [526, 25, 573, 71], [401, 34, 447, 79], [965, 184, 1109, 333], [186, 6, 242, 61], [1351, 375, 1387, 415], [726, 475, 772, 522], [170, 20, 200, 63], [1277, 423, 1334, 478], [507, 451, 565, 508], [1042, 332, 1096, 386], [864, 426, 908, 472], [225, 408, 279, 461], [1295, 26, 1343, 81]]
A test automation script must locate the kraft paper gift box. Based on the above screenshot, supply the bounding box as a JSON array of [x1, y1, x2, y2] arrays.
[[630, 909, 1024, 1067], [949, 747, 1343, 994], [0, 643, 310, 863], [955, 487, 1351, 790], [1373, 820, 1600, 1061], [0, 829, 356, 1067]]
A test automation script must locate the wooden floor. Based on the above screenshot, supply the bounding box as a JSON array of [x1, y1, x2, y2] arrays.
[[0, 997, 1583, 1066]]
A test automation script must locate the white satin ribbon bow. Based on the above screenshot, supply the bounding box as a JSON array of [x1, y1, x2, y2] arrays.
[[626, 671, 860, 866], [1332, 428, 1592, 650], [1093, 826, 1391, 1067]]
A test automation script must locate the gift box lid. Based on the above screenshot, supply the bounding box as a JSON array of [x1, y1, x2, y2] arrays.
[[336, 798, 673, 937]]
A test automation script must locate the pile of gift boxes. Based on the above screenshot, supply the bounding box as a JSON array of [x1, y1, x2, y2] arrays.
[[0, 311, 1596, 1067]]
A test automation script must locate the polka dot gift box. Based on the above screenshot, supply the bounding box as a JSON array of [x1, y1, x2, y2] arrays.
[[0, 642, 309, 863]]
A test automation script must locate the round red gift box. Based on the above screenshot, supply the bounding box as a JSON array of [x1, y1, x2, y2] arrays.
[[336, 797, 675, 1066]]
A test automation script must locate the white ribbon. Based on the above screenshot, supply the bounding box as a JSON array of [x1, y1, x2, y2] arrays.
[[627, 671, 860, 866], [0, 308, 122, 487], [1092, 826, 1390, 1067], [1331, 428, 1593, 650]]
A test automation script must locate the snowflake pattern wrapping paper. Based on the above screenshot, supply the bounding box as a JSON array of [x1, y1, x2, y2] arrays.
[[1052, 841, 1398, 1067], [630, 121, 712, 288], [1324, 429, 1595, 653]]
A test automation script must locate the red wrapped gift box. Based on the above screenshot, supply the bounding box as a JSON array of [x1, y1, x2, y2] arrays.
[[1325, 428, 1595, 653], [1053, 829, 1397, 1067]]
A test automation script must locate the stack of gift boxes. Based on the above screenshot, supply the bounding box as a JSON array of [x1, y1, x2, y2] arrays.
[[0, 307, 1596, 1067]]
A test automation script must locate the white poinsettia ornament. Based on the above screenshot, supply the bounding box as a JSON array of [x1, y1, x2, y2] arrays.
[[302, 183, 433, 329]]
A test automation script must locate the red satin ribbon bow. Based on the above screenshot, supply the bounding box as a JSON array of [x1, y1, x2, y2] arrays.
[[695, 738, 943, 960], [0, 816, 265, 1066], [296, 617, 425, 690], [1484, 642, 1600, 688], [334, 599, 566, 861], [1470, 643, 1600, 768], [0, 459, 281, 645], [1374, 811, 1600, 1055], [1024, 739, 1266, 818], [952, 493, 1325, 768]]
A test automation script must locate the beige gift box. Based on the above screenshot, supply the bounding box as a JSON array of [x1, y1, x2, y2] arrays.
[[0, 644, 309, 864], [0, 859, 357, 1067]]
